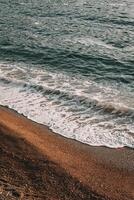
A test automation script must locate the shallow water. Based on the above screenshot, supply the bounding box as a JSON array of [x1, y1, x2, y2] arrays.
[[0, 0, 134, 148]]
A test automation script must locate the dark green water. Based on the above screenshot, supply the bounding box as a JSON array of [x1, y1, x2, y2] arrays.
[[0, 0, 134, 148]]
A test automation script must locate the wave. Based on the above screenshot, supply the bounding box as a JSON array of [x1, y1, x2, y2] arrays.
[[0, 63, 134, 148], [66, 37, 115, 49], [0, 75, 134, 118], [81, 16, 134, 27]]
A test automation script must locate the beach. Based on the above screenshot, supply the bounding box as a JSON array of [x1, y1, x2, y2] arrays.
[[0, 105, 134, 200], [0, 0, 134, 199]]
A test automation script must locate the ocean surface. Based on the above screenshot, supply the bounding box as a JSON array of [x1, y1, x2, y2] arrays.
[[0, 0, 134, 148]]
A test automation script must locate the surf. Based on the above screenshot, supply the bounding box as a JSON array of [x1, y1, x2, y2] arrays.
[[0, 62, 134, 148]]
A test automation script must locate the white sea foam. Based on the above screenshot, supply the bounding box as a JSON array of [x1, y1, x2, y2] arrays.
[[65, 36, 115, 49], [0, 62, 134, 148]]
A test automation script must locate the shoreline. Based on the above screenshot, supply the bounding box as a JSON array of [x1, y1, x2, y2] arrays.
[[0, 105, 134, 200]]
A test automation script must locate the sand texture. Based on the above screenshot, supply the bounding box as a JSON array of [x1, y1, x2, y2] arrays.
[[0, 106, 134, 200]]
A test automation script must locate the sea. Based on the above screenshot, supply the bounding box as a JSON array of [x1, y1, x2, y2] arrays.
[[0, 0, 134, 148]]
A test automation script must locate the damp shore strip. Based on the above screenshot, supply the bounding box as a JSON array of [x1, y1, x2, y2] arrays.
[[0, 105, 134, 200]]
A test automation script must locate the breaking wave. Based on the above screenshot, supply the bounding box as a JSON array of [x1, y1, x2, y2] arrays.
[[0, 63, 134, 148]]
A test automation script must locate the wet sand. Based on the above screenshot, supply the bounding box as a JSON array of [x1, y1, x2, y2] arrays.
[[0, 105, 134, 200]]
